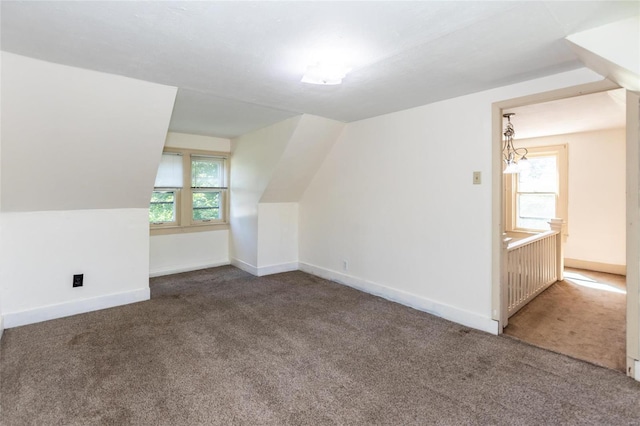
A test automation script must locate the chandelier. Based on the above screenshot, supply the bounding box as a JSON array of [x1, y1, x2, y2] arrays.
[[502, 113, 529, 174]]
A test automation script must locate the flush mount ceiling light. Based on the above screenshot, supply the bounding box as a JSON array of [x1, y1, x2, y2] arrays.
[[301, 62, 351, 85], [502, 113, 529, 174]]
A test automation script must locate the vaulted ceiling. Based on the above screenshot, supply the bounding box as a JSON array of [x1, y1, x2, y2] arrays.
[[2, 1, 638, 138], [507, 89, 627, 139]]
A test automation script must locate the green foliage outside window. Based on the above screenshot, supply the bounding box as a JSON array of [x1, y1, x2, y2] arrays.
[[150, 153, 227, 227], [193, 191, 220, 221], [516, 155, 557, 230], [192, 159, 221, 187], [150, 191, 175, 223]]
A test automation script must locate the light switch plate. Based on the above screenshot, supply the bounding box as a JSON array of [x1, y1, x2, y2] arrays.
[[473, 171, 481, 185]]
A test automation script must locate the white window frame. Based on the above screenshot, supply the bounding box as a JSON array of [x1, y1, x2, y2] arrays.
[[505, 144, 568, 236], [150, 152, 183, 227], [190, 155, 227, 225], [150, 148, 229, 235], [150, 189, 180, 226]]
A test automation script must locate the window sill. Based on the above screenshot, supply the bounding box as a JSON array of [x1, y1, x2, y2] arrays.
[[508, 229, 543, 235], [150, 222, 230, 236]]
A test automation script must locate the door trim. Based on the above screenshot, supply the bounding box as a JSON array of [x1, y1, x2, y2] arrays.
[[490, 79, 640, 378]]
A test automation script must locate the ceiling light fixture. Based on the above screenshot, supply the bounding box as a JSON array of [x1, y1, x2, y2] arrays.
[[502, 113, 529, 174], [301, 62, 351, 85]]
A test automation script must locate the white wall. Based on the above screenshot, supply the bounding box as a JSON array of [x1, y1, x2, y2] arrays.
[[165, 131, 230, 152], [521, 128, 626, 268], [257, 203, 298, 272], [0, 209, 151, 327], [0, 51, 3, 338], [230, 117, 300, 269], [230, 115, 343, 275], [567, 17, 640, 77], [567, 17, 640, 92], [150, 230, 229, 277], [1, 53, 176, 211], [149, 132, 232, 277], [299, 67, 603, 334], [0, 53, 176, 327], [260, 115, 345, 202]]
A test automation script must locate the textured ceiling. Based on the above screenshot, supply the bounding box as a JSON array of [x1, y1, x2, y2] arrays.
[[506, 89, 626, 140], [2, 1, 638, 138]]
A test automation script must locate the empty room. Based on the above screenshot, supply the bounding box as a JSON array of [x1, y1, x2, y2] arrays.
[[1, 1, 640, 424]]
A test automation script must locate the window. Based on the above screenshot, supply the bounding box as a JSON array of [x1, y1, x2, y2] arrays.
[[150, 153, 183, 225], [150, 191, 177, 224], [191, 155, 226, 223], [506, 144, 567, 233], [150, 149, 229, 233]]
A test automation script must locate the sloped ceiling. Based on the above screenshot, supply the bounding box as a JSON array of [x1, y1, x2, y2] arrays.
[[260, 115, 345, 203], [506, 89, 626, 139], [1, 53, 177, 212], [2, 1, 638, 138]]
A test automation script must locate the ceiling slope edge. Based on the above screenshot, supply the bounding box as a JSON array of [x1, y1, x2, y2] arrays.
[[566, 17, 640, 92], [259, 114, 345, 204]]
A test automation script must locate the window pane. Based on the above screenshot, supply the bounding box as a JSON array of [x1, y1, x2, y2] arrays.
[[150, 191, 175, 223], [193, 191, 221, 221], [192, 156, 224, 188], [516, 193, 555, 230], [155, 153, 183, 188], [518, 156, 556, 193]]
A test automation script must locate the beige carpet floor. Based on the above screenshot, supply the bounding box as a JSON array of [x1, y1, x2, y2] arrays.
[[504, 268, 626, 372], [2, 266, 640, 425]]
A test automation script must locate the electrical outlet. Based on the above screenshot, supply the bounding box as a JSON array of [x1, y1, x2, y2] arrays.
[[73, 274, 83, 288], [473, 171, 481, 185]]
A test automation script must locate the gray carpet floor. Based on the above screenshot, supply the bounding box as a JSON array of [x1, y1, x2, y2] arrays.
[[2, 266, 640, 425], [504, 268, 626, 372]]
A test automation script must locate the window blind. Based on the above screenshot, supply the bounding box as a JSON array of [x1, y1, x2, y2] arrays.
[[154, 153, 183, 188], [191, 155, 226, 188]]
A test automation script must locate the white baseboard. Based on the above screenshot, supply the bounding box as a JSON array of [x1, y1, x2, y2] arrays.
[[230, 258, 299, 277], [564, 258, 626, 276], [299, 262, 499, 335], [150, 260, 230, 277], [0, 315, 4, 341], [3, 288, 150, 329], [231, 258, 259, 275], [257, 262, 299, 276]]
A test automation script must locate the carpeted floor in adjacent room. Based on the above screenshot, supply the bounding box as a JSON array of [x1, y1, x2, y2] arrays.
[[2, 266, 640, 425], [504, 268, 627, 372]]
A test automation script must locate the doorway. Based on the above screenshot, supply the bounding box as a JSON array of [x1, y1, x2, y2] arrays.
[[491, 81, 640, 378], [500, 89, 627, 371]]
